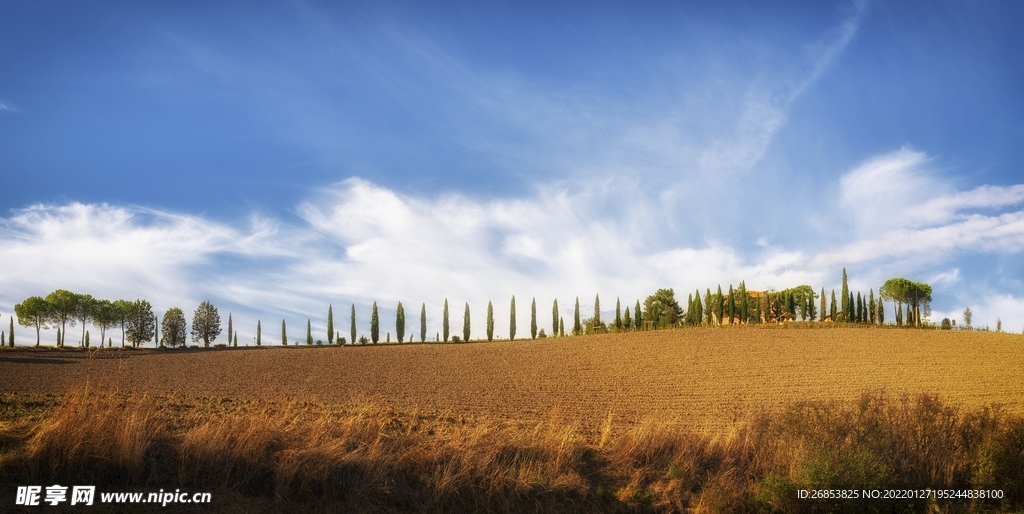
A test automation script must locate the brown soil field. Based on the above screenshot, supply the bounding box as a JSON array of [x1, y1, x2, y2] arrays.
[[1, 326, 1022, 428]]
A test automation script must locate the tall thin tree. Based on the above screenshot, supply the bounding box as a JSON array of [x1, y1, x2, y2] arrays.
[[614, 297, 622, 331], [509, 296, 517, 341], [327, 304, 334, 344], [573, 297, 582, 335], [396, 301, 405, 343], [420, 303, 427, 343], [530, 297, 537, 339], [486, 301, 495, 341], [463, 302, 471, 342], [443, 299, 450, 342], [371, 302, 380, 344], [281, 319, 287, 345], [306, 319, 313, 345], [552, 299, 559, 337], [350, 304, 356, 346], [256, 320, 261, 346]]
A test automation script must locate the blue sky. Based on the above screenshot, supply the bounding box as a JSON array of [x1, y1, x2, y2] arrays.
[[2, 0, 1023, 343]]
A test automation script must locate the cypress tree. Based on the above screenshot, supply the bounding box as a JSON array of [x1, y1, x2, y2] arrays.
[[623, 304, 631, 331], [552, 299, 559, 337], [841, 268, 849, 322], [869, 289, 876, 324], [443, 299, 450, 342], [281, 319, 287, 346], [614, 297, 622, 331], [820, 288, 827, 321], [705, 289, 713, 325], [593, 294, 601, 329], [559, 317, 565, 337], [738, 281, 747, 324], [256, 320, 261, 346], [9, 317, 13, 346], [715, 285, 724, 325], [327, 305, 334, 344], [227, 314, 233, 348], [463, 302, 471, 342], [371, 302, 379, 344], [573, 297, 582, 335], [396, 302, 405, 343], [350, 304, 356, 346], [687, 293, 693, 325], [486, 301, 494, 341], [306, 319, 312, 345], [530, 297, 537, 339], [233, 332, 238, 347], [57, 327, 61, 346], [509, 296, 517, 341], [727, 285, 735, 325], [848, 291, 855, 323], [808, 291, 817, 321], [695, 289, 703, 325], [420, 303, 427, 343], [634, 300, 642, 330], [830, 290, 837, 321], [85, 331, 90, 348], [856, 293, 863, 323]]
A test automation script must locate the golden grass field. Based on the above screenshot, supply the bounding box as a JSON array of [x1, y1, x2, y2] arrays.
[[1, 326, 1022, 428], [2, 326, 1023, 512]]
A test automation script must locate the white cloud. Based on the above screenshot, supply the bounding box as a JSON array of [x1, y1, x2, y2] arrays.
[[0, 99, 17, 112]]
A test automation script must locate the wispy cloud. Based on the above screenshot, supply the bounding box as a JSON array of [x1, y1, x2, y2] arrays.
[[0, 99, 17, 112]]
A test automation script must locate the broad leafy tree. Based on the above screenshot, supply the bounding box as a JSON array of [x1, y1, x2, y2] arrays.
[[73, 293, 95, 347], [644, 288, 681, 329], [15, 296, 49, 347], [191, 300, 221, 347], [126, 299, 156, 347], [45, 289, 77, 347], [161, 307, 187, 347], [92, 299, 117, 348]]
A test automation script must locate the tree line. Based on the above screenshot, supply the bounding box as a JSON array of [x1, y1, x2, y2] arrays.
[[3, 269, 994, 349]]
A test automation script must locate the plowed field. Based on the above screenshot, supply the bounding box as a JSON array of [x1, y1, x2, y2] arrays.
[[1, 327, 1021, 427]]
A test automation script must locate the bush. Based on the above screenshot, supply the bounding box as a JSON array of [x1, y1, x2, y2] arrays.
[[451, 335, 461, 343], [537, 329, 547, 338], [337, 337, 347, 345], [941, 318, 952, 330], [358, 336, 369, 345]]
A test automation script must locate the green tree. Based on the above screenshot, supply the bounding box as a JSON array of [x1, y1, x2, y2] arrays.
[[227, 313, 233, 347], [963, 307, 973, 329], [420, 303, 427, 343], [463, 302, 471, 342], [705, 289, 713, 325], [396, 302, 405, 343], [282, 319, 287, 346], [45, 289, 77, 347], [693, 289, 704, 325], [126, 299, 156, 347], [868, 289, 876, 324], [819, 288, 827, 322], [840, 268, 849, 322], [371, 302, 380, 344], [256, 320, 262, 346], [15, 296, 49, 347], [233, 332, 238, 346], [552, 299, 559, 337], [644, 289, 681, 329], [614, 297, 622, 331], [73, 293, 94, 346], [573, 297, 582, 335], [530, 297, 537, 339], [737, 282, 747, 324], [880, 278, 932, 328], [715, 285, 724, 325], [593, 294, 601, 328], [327, 305, 334, 344], [486, 301, 494, 341], [111, 299, 132, 347], [622, 302, 632, 330], [161, 307, 187, 348], [8, 316, 13, 346], [443, 299, 450, 342], [634, 300, 642, 330], [191, 300, 221, 347], [559, 317, 565, 337], [350, 304, 357, 345], [92, 299, 117, 349], [830, 290, 837, 321], [509, 296, 517, 341], [306, 319, 313, 345]]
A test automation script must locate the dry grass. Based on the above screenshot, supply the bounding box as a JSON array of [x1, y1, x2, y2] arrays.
[[1, 390, 1022, 513]]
